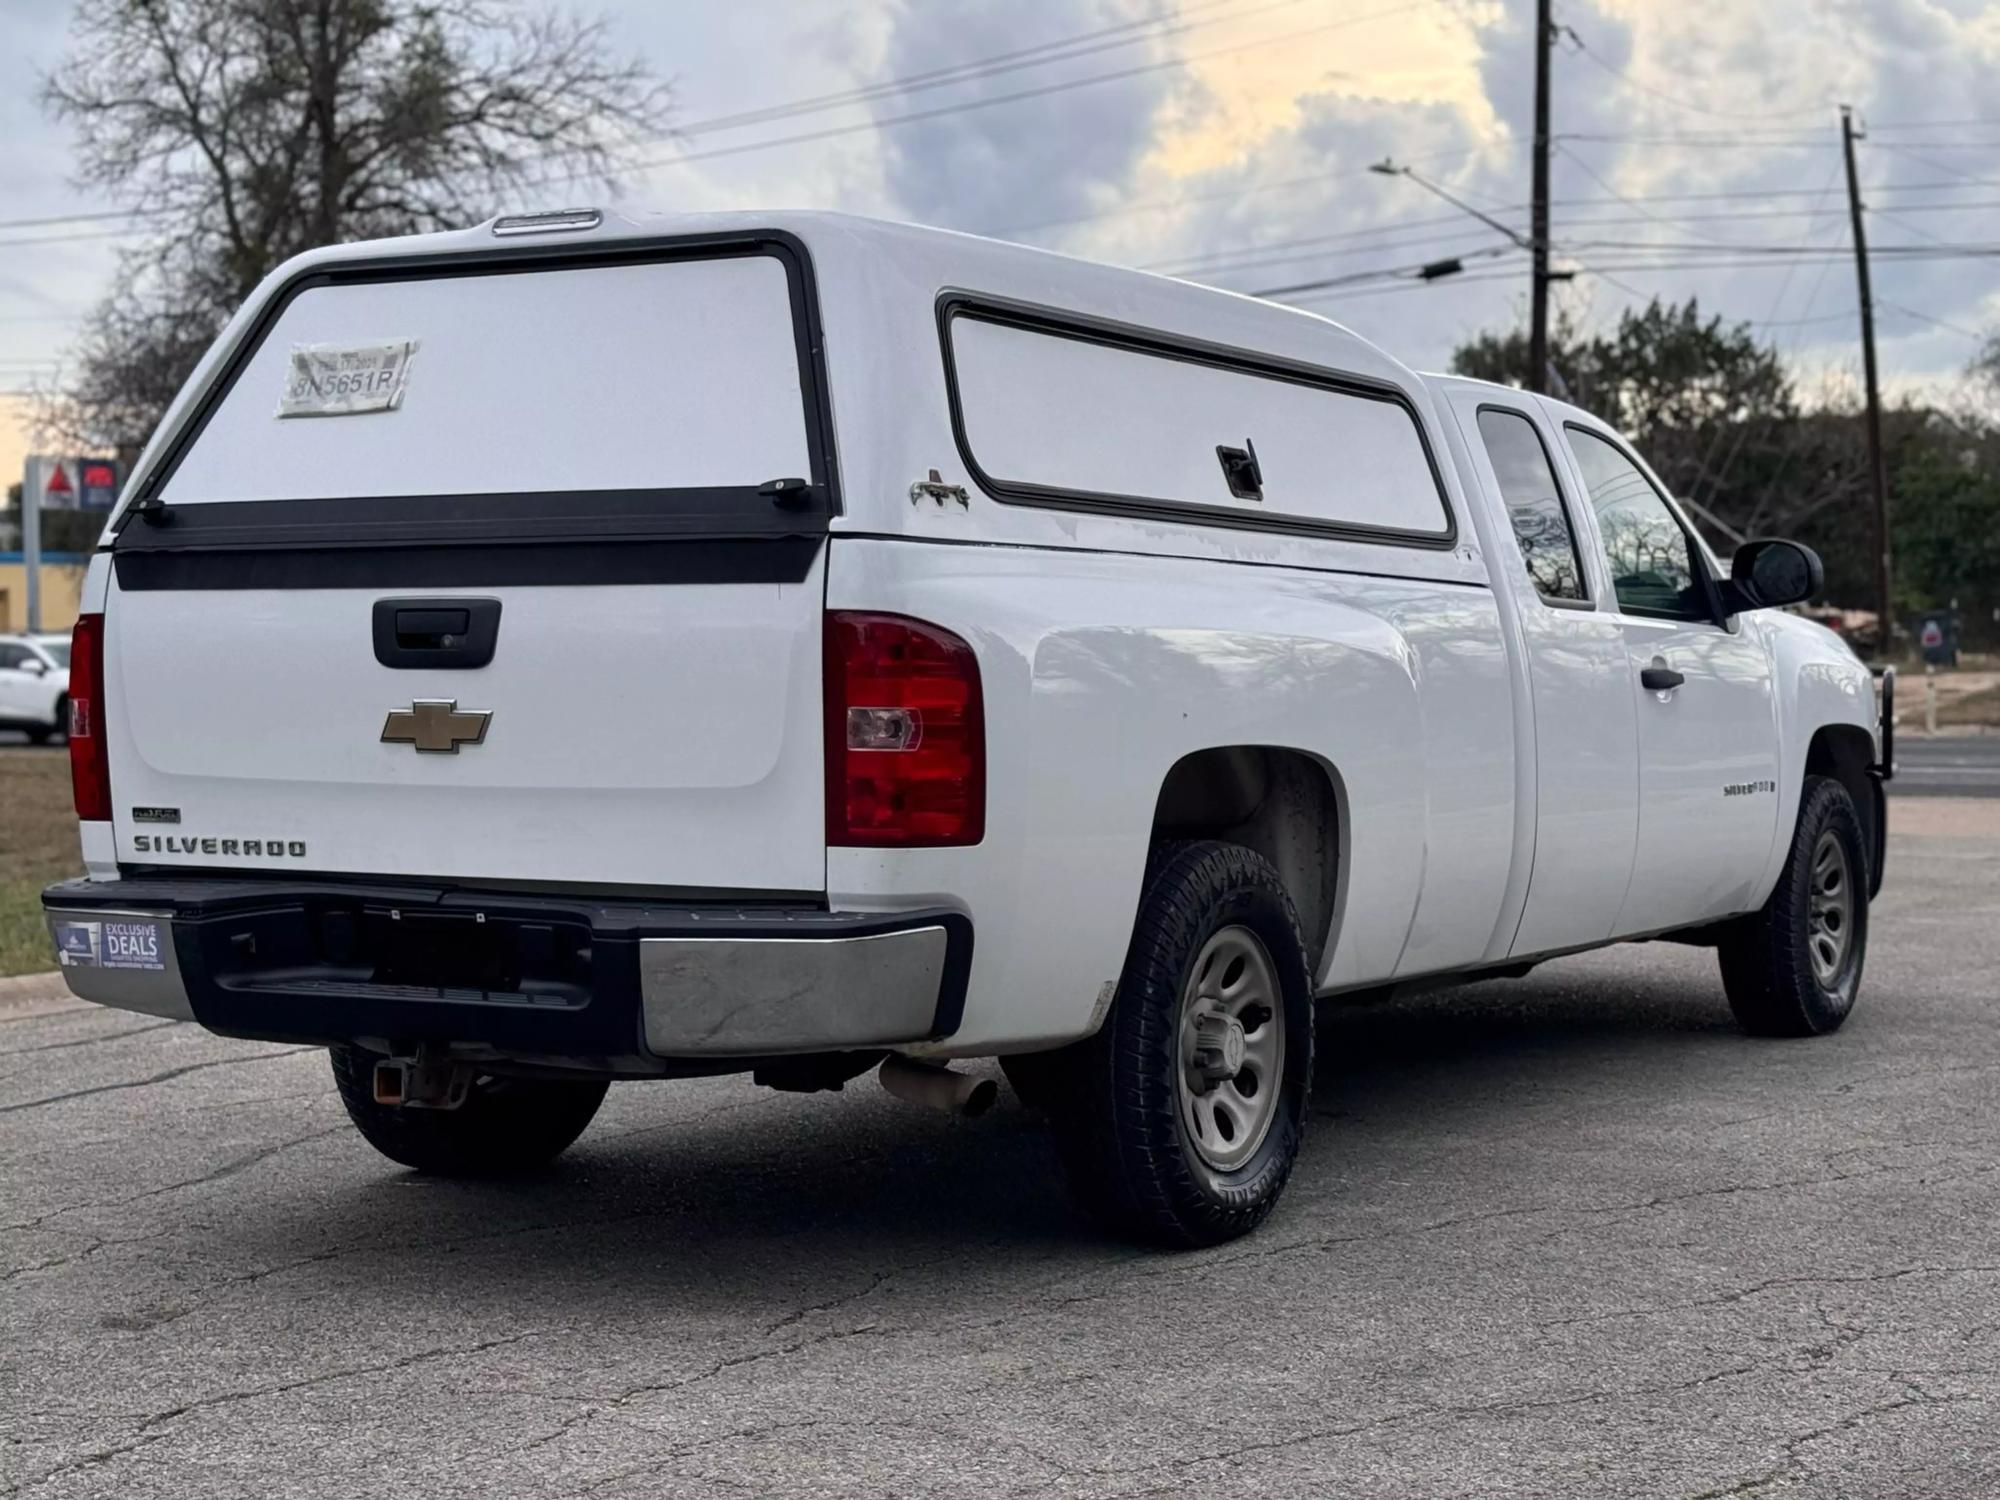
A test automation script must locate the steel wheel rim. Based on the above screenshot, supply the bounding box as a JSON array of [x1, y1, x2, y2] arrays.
[[1177, 925, 1286, 1174], [1807, 830, 1854, 987]]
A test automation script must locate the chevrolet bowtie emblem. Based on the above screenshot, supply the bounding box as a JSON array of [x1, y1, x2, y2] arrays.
[[381, 699, 492, 754]]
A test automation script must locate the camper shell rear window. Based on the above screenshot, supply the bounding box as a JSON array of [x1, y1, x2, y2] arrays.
[[939, 298, 1454, 548], [119, 233, 837, 555]]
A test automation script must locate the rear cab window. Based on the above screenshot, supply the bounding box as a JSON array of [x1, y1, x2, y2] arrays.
[[941, 302, 1455, 546], [1473, 406, 1588, 605]]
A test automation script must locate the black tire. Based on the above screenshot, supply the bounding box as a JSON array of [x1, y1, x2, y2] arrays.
[[25, 697, 62, 745], [999, 1051, 1071, 1114], [1042, 840, 1315, 1247], [1717, 775, 1869, 1038], [329, 1045, 608, 1175]]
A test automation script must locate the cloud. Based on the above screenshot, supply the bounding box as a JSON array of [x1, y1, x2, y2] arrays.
[[870, 0, 1183, 232]]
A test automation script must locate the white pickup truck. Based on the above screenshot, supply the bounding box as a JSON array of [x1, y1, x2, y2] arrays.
[[44, 209, 1891, 1245]]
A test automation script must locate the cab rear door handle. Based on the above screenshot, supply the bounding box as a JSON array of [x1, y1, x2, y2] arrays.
[[1640, 665, 1685, 691]]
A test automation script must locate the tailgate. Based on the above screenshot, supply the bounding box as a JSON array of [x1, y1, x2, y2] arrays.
[[103, 234, 836, 893]]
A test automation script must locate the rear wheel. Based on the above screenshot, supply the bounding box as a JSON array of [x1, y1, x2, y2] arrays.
[[1042, 840, 1314, 1246], [329, 1045, 607, 1175], [1717, 775, 1869, 1037]]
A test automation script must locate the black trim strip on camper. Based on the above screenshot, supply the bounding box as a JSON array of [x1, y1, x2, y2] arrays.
[[111, 230, 842, 566], [114, 488, 818, 551], [935, 293, 1459, 551], [114, 534, 824, 591]]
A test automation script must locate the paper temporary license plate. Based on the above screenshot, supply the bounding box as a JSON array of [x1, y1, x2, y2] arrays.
[[277, 339, 419, 418], [53, 919, 167, 972]]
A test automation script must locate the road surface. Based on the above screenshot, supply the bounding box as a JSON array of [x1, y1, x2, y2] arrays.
[[1890, 734, 2000, 798], [4, 814, 1998, 1497]]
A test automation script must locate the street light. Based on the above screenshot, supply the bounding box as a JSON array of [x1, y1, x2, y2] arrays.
[[1369, 158, 1532, 250]]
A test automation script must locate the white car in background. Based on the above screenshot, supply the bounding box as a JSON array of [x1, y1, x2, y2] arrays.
[[0, 634, 70, 743]]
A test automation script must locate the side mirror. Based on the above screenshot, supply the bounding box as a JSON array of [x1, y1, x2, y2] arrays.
[[1723, 538, 1823, 615], [19, 658, 47, 676]]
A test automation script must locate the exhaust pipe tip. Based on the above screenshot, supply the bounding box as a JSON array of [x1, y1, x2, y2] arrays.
[[878, 1056, 997, 1119]]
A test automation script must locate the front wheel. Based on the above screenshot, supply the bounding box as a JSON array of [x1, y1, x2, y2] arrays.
[[1717, 775, 1869, 1037], [329, 1046, 608, 1175], [1043, 840, 1315, 1246]]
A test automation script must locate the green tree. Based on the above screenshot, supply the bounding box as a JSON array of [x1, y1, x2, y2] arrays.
[[1449, 299, 2000, 639], [39, 0, 671, 457], [1890, 417, 2000, 642], [1449, 297, 1802, 535]]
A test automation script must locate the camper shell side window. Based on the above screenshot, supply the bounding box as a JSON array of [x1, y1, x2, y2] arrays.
[[938, 297, 1456, 549]]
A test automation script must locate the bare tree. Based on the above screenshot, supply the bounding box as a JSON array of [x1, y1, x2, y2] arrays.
[[39, 0, 672, 455]]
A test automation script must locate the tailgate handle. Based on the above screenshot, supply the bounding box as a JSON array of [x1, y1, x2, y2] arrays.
[[373, 597, 502, 670]]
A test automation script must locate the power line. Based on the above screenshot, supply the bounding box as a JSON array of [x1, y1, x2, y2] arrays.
[[1245, 241, 1524, 298], [980, 141, 1506, 240], [1869, 117, 2000, 130], [670, 0, 1313, 140], [533, 5, 1437, 187], [1877, 301, 1987, 341], [0, 0, 1389, 239], [1553, 141, 1731, 245], [1560, 32, 1830, 123]]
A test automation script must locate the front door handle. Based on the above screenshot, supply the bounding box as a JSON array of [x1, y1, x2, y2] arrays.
[[1640, 665, 1686, 691]]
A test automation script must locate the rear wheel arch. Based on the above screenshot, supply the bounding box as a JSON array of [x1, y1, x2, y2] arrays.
[[1148, 746, 1344, 975]]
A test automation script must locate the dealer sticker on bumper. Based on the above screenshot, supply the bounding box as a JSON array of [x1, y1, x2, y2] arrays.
[[54, 919, 166, 972]]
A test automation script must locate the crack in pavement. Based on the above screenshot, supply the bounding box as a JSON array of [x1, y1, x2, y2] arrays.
[[1534, 1263, 2000, 1333], [1, 1121, 346, 1239], [5, 1331, 539, 1497], [0, 1047, 320, 1116], [1094, 1360, 1774, 1482], [0, 1018, 184, 1060], [497, 1322, 900, 1464], [1676, 1384, 1981, 1499]]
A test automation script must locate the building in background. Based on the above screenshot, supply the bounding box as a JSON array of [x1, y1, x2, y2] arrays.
[[2, 455, 122, 631], [0, 552, 87, 633]]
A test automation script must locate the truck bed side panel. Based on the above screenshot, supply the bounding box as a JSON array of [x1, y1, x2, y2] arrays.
[[825, 538, 1515, 1054]]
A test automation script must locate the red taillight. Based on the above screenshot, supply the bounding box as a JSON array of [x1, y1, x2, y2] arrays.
[[825, 612, 984, 847], [69, 612, 111, 822]]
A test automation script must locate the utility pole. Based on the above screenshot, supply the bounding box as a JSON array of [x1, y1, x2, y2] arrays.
[[1840, 105, 1894, 655], [1528, 0, 1553, 394]]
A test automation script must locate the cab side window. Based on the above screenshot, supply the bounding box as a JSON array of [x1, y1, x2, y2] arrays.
[[1475, 407, 1588, 603], [1566, 426, 1707, 621]]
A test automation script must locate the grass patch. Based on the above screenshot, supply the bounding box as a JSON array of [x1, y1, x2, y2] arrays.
[[1938, 684, 2000, 729], [1, 749, 82, 976]]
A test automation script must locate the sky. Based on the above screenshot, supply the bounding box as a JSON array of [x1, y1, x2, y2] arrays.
[[3, 0, 1998, 488]]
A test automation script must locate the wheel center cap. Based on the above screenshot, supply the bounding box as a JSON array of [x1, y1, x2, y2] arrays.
[[1220, 1017, 1246, 1075], [1192, 1012, 1248, 1083]]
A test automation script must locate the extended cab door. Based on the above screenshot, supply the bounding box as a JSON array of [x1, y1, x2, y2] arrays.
[[1556, 421, 1782, 932], [1445, 391, 1640, 956]]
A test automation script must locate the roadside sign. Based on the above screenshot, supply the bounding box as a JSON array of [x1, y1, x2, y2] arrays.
[[79, 460, 119, 510]]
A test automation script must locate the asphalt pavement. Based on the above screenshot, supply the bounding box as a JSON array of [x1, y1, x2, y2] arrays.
[[1890, 734, 2000, 798], [4, 815, 1999, 1498]]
